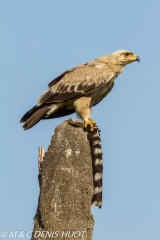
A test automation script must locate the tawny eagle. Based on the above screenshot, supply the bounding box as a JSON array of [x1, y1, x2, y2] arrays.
[[21, 50, 140, 130]]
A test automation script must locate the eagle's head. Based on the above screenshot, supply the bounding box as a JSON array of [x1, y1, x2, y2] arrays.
[[111, 50, 140, 66]]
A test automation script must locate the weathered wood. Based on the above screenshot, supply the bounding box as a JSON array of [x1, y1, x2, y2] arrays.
[[38, 147, 45, 171], [32, 120, 94, 240]]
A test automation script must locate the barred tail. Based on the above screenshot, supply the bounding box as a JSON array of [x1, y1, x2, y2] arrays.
[[87, 128, 103, 208]]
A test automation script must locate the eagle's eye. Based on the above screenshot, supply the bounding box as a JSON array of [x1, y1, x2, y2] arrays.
[[124, 52, 131, 56]]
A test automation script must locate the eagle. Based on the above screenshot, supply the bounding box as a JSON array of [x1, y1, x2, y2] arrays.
[[21, 50, 140, 130]]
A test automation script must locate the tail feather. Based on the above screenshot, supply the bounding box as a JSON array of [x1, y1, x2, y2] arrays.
[[20, 105, 40, 123], [21, 103, 76, 130], [22, 107, 48, 130]]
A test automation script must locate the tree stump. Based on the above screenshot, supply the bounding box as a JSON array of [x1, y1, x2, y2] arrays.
[[32, 120, 94, 240]]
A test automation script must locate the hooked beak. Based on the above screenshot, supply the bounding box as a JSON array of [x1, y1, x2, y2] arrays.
[[130, 54, 140, 62], [136, 55, 140, 62], [132, 54, 140, 63]]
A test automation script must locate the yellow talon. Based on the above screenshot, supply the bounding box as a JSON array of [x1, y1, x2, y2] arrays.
[[84, 119, 97, 131]]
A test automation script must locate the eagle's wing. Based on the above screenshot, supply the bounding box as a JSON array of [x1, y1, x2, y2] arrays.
[[47, 64, 84, 87], [37, 61, 114, 106]]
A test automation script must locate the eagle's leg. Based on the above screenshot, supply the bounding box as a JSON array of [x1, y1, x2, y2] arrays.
[[74, 97, 97, 131], [84, 119, 97, 131]]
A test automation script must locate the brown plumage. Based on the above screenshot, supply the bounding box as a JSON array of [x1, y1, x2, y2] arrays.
[[20, 50, 140, 130]]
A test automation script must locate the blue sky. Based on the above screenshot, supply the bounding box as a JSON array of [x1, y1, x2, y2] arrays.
[[1, 1, 160, 239]]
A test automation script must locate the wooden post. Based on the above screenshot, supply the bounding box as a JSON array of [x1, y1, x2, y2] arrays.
[[32, 120, 94, 240]]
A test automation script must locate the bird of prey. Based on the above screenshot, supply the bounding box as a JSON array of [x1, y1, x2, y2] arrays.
[[21, 50, 140, 130]]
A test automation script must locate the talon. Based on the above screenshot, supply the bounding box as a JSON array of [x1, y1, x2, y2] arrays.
[[84, 119, 97, 131]]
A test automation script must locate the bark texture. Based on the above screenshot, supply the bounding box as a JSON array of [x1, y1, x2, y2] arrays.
[[32, 120, 94, 240]]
